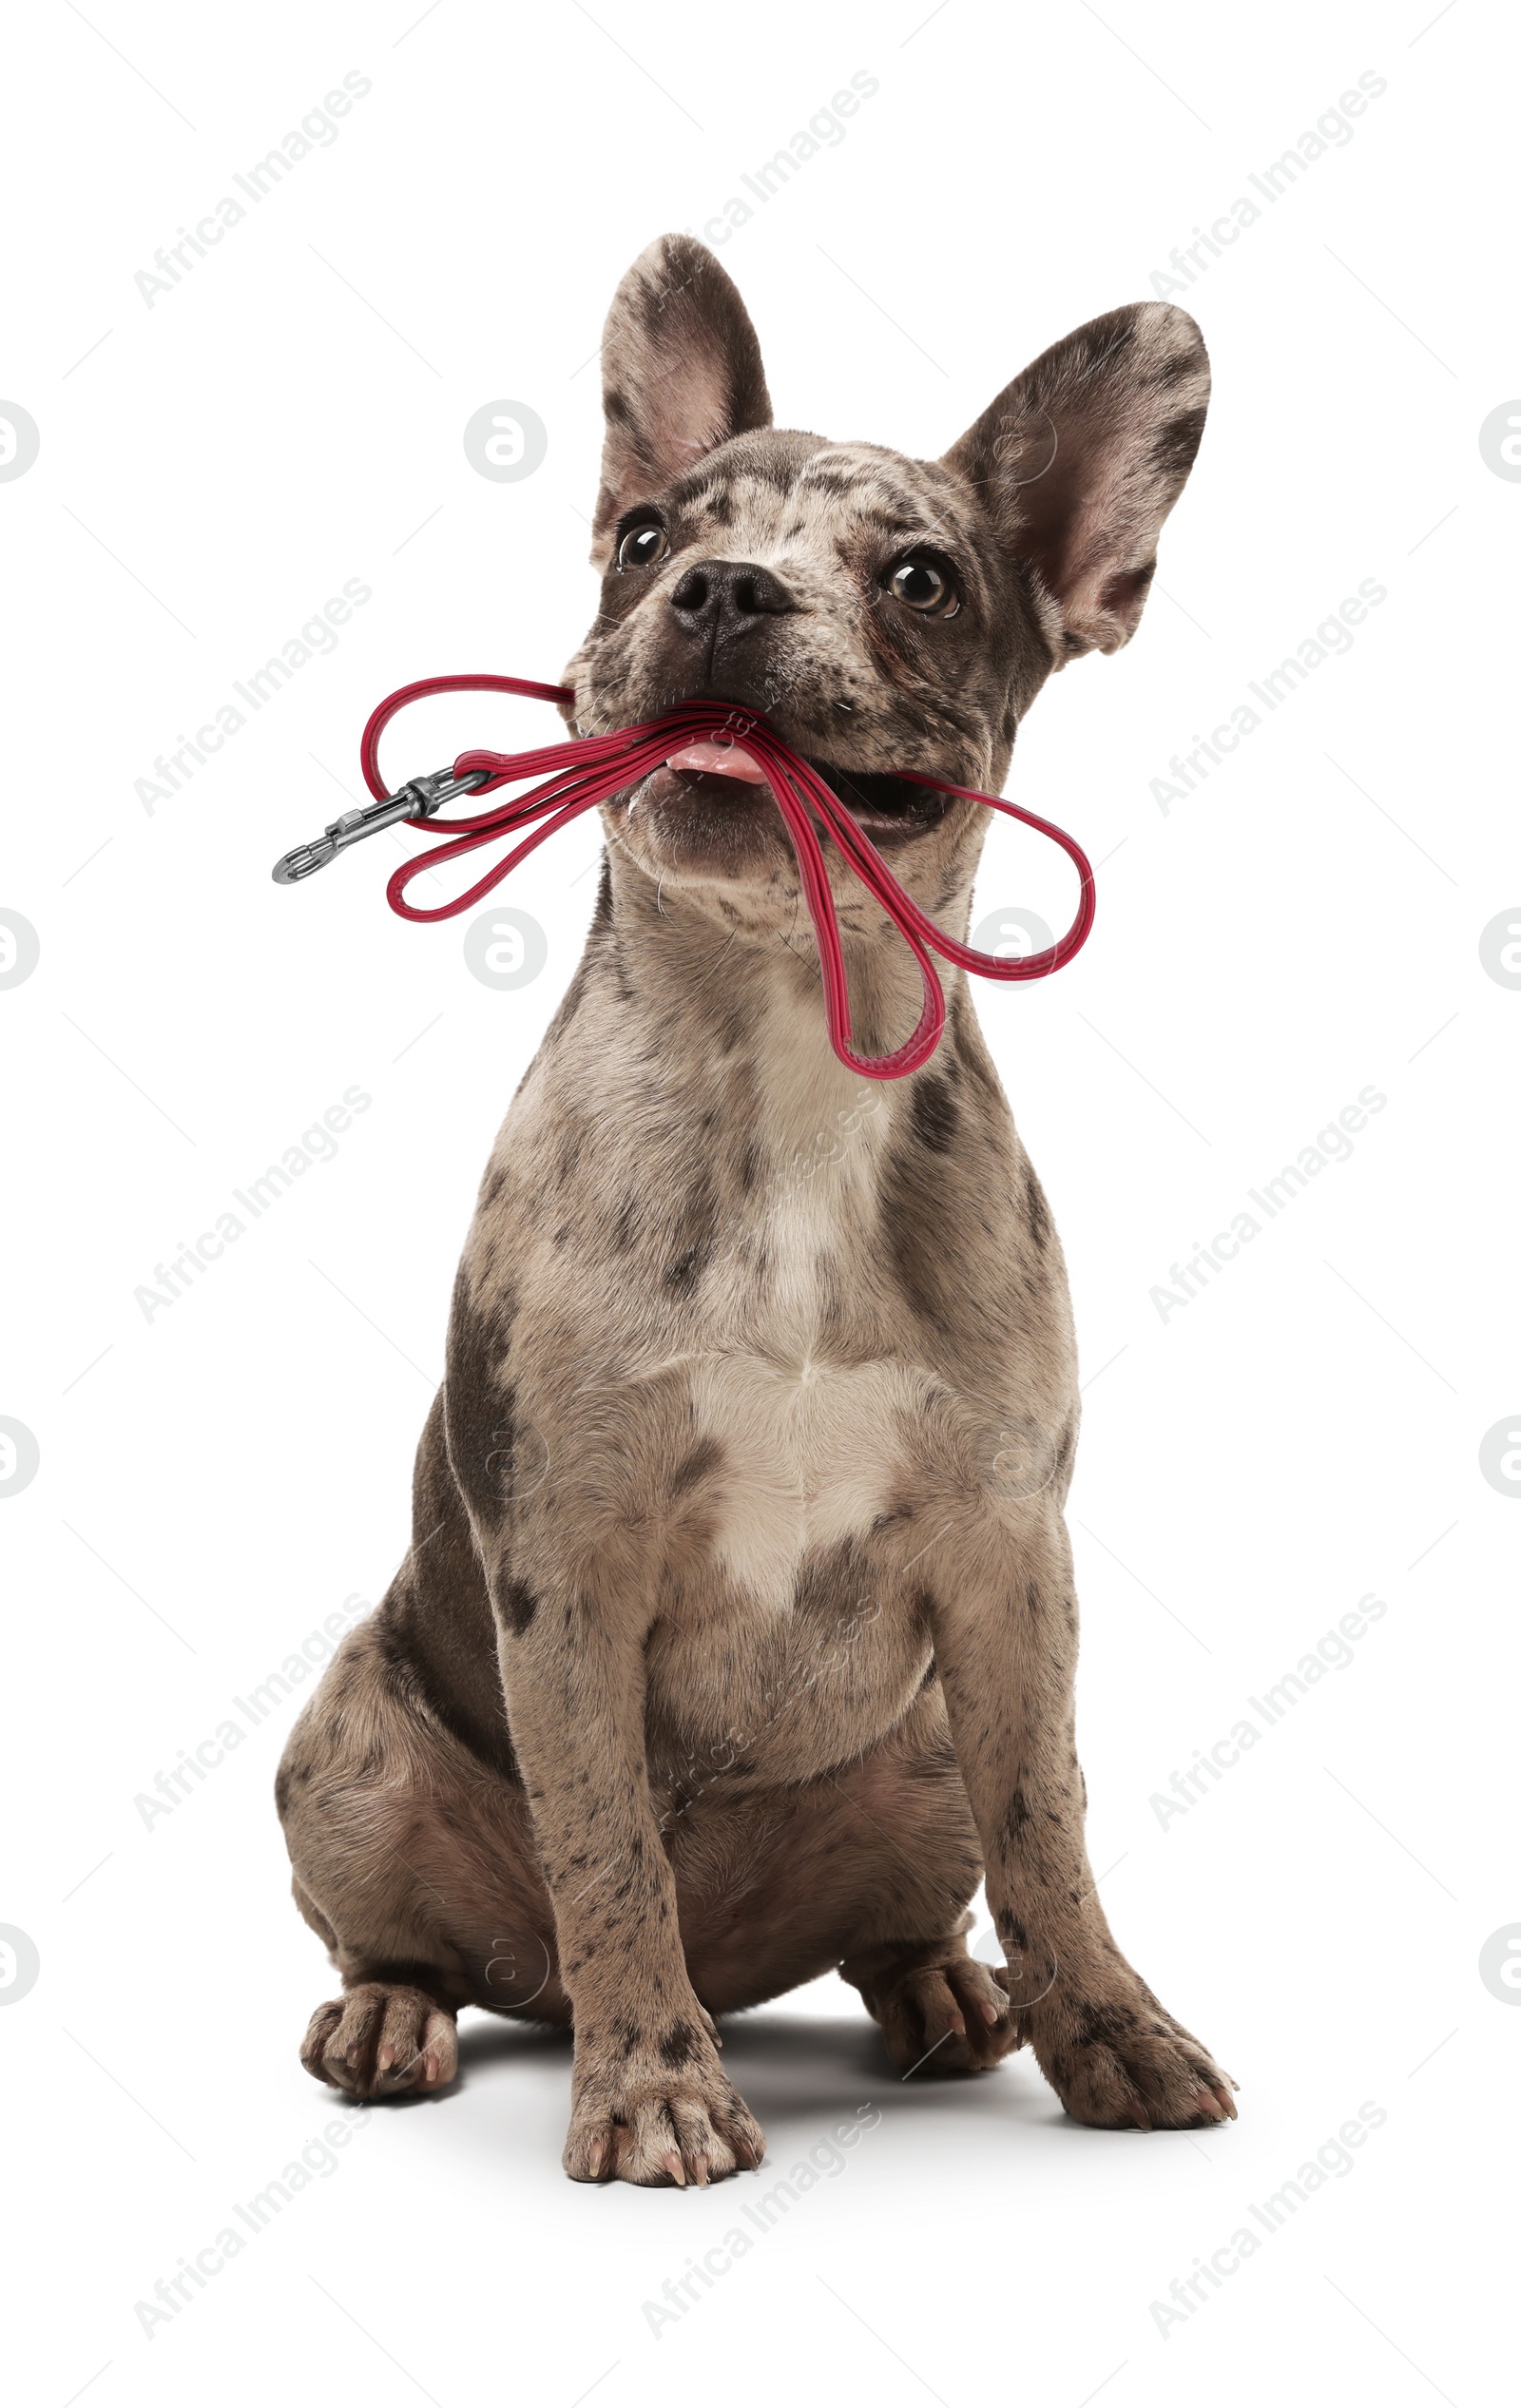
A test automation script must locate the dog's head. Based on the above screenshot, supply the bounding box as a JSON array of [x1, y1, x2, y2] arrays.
[[565, 235, 1208, 924]]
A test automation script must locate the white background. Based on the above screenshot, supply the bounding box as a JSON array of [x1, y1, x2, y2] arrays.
[[3, 2, 1515, 2401]]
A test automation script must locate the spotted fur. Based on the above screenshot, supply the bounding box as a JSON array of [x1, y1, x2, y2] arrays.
[[278, 235, 1235, 2183]]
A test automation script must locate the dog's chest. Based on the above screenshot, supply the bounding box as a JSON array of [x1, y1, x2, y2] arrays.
[[683, 1089, 928, 1614], [635, 1111, 941, 1764]]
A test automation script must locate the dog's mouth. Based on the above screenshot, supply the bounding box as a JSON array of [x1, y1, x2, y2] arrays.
[[631, 738, 954, 843]]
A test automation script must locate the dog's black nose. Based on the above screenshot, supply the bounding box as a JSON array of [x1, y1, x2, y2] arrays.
[[668, 559, 796, 653]]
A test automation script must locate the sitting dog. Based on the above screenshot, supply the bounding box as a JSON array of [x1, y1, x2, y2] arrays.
[[279, 234, 1235, 2184]]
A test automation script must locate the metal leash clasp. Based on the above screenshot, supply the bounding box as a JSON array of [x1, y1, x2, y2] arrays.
[[271, 765, 489, 884]]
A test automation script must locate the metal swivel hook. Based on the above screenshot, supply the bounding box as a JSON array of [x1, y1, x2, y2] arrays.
[[271, 765, 489, 884]]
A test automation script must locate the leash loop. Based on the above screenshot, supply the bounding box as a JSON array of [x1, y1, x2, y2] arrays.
[[273, 673, 1096, 1080]]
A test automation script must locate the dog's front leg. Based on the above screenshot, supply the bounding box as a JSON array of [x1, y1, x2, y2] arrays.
[[931, 1512, 1237, 2130], [495, 1586, 765, 2186]]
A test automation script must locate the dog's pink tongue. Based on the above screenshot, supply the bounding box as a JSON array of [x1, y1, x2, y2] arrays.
[[664, 740, 769, 784]]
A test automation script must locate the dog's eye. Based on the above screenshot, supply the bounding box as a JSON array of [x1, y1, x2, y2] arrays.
[[617, 523, 669, 571], [885, 555, 958, 616]]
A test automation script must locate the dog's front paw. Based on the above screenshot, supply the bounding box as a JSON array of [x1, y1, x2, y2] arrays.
[[1027, 1990, 1238, 2131], [565, 2017, 764, 2186]]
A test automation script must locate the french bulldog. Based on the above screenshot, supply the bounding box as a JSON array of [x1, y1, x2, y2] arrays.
[[278, 233, 1234, 2184]]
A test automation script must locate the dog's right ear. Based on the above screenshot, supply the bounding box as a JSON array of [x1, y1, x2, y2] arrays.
[[591, 234, 773, 561]]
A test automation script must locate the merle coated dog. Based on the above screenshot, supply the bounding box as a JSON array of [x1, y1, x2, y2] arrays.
[[279, 234, 1235, 2184]]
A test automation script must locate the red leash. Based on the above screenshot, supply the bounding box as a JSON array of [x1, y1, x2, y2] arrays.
[[274, 674, 1095, 1082]]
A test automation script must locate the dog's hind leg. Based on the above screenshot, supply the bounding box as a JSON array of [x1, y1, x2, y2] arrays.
[[278, 1601, 569, 2102], [839, 1921, 1015, 2078], [285, 1872, 459, 2096], [299, 1979, 461, 2099]]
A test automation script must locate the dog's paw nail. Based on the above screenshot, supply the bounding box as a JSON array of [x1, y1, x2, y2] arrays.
[[587, 2140, 605, 2177], [692, 2152, 710, 2186], [376, 2044, 395, 2071], [421, 2052, 438, 2086], [980, 2000, 1000, 2026], [663, 2149, 687, 2187]]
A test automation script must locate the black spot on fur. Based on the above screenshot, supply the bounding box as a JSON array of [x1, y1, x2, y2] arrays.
[[659, 2020, 702, 2069], [664, 1180, 718, 1293], [878, 1164, 943, 1323], [731, 442, 814, 495], [715, 993, 748, 1055], [1149, 407, 1207, 483], [791, 1535, 876, 1638], [910, 1070, 959, 1152], [370, 1547, 523, 1784], [1003, 1787, 1032, 1842], [670, 1436, 722, 1494], [444, 1272, 518, 1526], [798, 466, 861, 500], [1073, 2002, 1139, 2049], [500, 1579, 539, 1637]]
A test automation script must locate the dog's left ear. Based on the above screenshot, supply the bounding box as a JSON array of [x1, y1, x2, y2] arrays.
[[591, 233, 774, 559], [942, 301, 1209, 660]]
